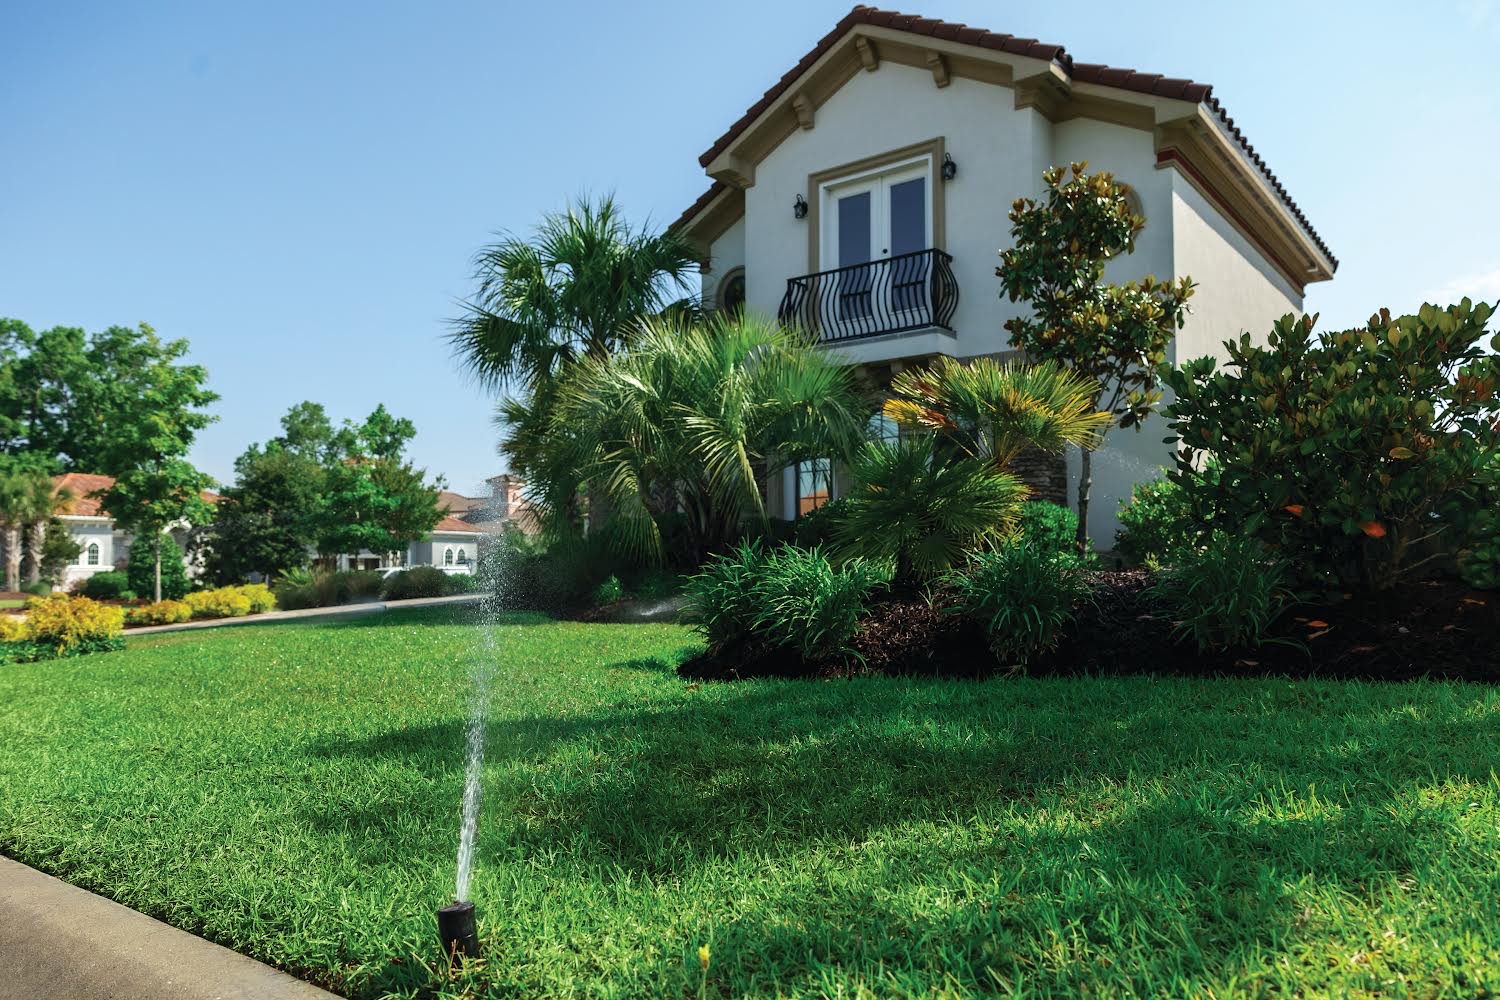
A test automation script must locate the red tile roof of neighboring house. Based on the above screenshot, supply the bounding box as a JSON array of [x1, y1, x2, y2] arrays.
[[432, 514, 485, 534], [681, 5, 1334, 268], [437, 489, 482, 515], [52, 472, 220, 519]]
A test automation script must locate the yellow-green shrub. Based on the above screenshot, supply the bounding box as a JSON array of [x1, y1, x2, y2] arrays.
[[126, 600, 194, 626], [0, 617, 28, 643], [238, 583, 276, 614], [23, 594, 125, 651], [184, 587, 253, 619]]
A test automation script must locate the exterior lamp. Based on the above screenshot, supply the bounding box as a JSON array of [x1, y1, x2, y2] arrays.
[[793, 194, 808, 219], [941, 152, 957, 181]]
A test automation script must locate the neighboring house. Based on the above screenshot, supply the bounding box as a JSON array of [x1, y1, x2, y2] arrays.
[[53, 472, 218, 590], [671, 5, 1336, 547], [331, 473, 537, 574], [55, 471, 538, 587]]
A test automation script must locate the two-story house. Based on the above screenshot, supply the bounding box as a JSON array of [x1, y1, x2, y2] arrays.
[[672, 6, 1336, 547]]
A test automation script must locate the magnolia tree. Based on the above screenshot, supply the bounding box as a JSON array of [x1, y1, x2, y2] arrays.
[[998, 162, 1194, 546]]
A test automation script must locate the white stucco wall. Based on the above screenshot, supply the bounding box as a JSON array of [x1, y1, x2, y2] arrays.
[[702, 215, 746, 310], [717, 60, 1318, 550], [744, 63, 1050, 356], [60, 518, 115, 589], [1168, 170, 1303, 365]]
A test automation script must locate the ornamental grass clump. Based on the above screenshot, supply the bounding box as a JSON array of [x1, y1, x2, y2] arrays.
[[684, 542, 887, 663], [1146, 533, 1296, 652], [947, 544, 1091, 667]]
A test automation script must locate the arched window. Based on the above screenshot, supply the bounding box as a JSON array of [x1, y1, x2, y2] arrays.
[[867, 412, 900, 445], [443, 547, 454, 566], [85, 543, 100, 566], [717, 267, 746, 317], [456, 549, 469, 566]]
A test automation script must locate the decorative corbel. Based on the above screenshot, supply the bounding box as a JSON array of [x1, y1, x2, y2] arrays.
[[792, 92, 815, 131], [854, 36, 879, 71], [925, 51, 950, 88]]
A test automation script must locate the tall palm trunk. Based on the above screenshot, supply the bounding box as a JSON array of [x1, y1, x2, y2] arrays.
[[4, 523, 20, 592], [25, 520, 43, 584]]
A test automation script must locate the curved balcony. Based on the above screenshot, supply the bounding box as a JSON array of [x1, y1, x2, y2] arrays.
[[776, 248, 958, 344]]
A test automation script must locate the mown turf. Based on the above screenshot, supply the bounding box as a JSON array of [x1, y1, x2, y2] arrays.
[[1, 608, 1498, 998]]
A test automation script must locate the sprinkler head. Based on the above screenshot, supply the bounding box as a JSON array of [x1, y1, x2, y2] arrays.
[[437, 900, 480, 960]]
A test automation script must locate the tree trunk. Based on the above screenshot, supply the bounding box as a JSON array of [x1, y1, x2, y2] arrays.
[[1075, 446, 1093, 550], [25, 521, 43, 584], [154, 532, 163, 603], [4, 525, 19, 592]]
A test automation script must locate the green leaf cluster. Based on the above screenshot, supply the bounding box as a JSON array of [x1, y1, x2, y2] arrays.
[[1162, 301, 1500, 589]]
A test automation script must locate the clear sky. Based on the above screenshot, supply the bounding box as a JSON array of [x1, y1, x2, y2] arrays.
[[3, 1, 1497, 497]]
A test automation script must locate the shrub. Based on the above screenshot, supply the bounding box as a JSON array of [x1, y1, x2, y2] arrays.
[[948, 546, 1091, 667], [78, 571, 131, 600], [239, 583, 276, 614], [126, 534, 192, 600], [184, 586, 254, 619], [22, 594, 125, 654], [1146, 533, 1296, 652], [1114, 478, 1197, 569], [751, 546, 888, 663], [684, 543, 887, 663], [1017, 501, 1080, 557], [834, 437, 1027, 587], [592, 575, 624, 605], [383, 566, 450, 601], [20, 580, 53, 597], [1458, 458, 1500, 590], [495, 532, 619, 611], [1162, 303, 1500, 589], [274, 570, 382, 611], [126, 599, 193, 626], [683, 542, 767, 651]]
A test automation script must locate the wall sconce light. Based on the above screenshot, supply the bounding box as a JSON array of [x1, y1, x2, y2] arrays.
[[941, 152, 957, 181], [793, 194, 808, 219]]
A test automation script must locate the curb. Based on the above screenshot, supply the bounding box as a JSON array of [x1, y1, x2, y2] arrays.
[[127, 593, 487, 636], [0, 856, 341, 999]]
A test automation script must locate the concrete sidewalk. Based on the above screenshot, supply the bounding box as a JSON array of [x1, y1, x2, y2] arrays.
[[0, 856, 340, 999], [127, 592, 487, 636]]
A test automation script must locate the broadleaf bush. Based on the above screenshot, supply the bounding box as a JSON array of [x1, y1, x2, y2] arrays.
[[1162, 302, 1500, 589], [126, 599, 193, 626], [1114, 477, 1198, 569], [19, 594, 125, 655], [78, 571, 131, 600]]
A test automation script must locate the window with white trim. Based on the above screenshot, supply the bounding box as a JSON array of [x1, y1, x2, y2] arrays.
[[457, 549, 469, 566], [443, 547, 455, 566], [85, 542, 100, 566], [796, 458, 832, 516]]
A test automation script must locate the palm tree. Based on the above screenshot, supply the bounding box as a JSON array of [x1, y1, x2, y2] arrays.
[[0, 467, 60, 592], [883, 357, 1111, 469], [527, 314, 866, 562], [449, 195, 701, 391]]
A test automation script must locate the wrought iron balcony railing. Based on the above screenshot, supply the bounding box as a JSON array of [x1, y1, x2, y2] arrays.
[[776, 248, 958, 344]]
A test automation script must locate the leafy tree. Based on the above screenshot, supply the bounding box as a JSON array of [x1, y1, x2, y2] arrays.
[[127, 533, 190, 601], [315, 406, 442, 561], [998, 162, 1194, 545], [0, 320, 217, 475], [104, 459, 214, 602], [37, 519, 81, 587], [530, 314, 866, 563], [272, 400, 339, 463], [449, 195, 700, 391], [202, 445, 325, 585], [1162, 302, 1500, 589]]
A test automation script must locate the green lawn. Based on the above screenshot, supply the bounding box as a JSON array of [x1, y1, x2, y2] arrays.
[[1, 608, 1498, 997]]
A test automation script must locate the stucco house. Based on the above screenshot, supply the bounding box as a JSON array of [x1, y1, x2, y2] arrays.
[[53, 472, 218, 590], [672, 5, 1336, 547]]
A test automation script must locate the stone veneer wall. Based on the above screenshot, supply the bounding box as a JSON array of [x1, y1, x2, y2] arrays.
[[1011, 446, 1068, 506]]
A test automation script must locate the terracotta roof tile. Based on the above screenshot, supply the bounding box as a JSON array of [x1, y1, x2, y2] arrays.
[[684, 4, 1334, 268], [52, 472, 218, 518], [432, 514, 484, 534]]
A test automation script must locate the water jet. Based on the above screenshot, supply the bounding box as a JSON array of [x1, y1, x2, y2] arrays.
[[437, 900, 480, 959]]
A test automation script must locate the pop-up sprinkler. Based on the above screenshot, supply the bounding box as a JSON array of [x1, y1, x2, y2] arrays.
[[437, 900, 480, 960]]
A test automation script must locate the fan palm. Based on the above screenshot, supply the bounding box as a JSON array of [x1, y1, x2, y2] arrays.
[[0, 465, 64, 591], [528, 313, 866, 562], [833, 435, 1029, 588], [884, 357, 1110, 468], [449, 195, 701, 391]]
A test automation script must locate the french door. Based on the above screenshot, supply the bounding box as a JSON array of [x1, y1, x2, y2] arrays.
[[820, 162, 931, 330]]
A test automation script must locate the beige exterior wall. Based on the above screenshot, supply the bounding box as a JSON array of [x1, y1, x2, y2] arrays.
[[702, 215, 746, 312]]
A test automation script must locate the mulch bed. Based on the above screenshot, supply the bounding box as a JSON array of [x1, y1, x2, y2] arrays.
[[678, 571, 1500, 684]]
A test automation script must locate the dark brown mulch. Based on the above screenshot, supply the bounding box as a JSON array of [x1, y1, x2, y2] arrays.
[[678, 571, 1500, 684]]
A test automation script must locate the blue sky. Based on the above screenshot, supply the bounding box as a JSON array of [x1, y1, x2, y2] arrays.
[[3, 1, 1497, 496]]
